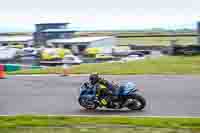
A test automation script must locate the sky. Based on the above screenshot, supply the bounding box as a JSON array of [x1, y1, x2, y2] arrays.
[[0, 0, 199, 32]]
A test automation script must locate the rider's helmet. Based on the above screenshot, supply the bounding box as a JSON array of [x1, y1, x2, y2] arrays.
[[89, 72, 99, 85]]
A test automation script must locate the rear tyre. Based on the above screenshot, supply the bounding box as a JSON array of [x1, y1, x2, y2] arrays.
[[127, 93, 146, 110]]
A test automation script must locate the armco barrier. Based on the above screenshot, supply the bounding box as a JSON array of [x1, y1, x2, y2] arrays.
[[4, 64, 21, 72], [31, 66, 42, 69], [3, 64, 42, 72]]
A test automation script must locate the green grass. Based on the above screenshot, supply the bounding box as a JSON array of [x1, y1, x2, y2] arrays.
[[70, 56, 200, 75], [118, 36, 197, 46], [8, 56, 200, 75], [0, 116, 200, 129], [77, 31, 197, 46]]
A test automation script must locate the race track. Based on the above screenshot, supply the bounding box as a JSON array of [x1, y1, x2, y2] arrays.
[[0, 75, 200, 116]]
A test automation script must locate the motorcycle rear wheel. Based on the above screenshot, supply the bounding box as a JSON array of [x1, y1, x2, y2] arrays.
[[127, 93, 146, 110]]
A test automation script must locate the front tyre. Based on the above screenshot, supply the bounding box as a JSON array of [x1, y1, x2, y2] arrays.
[[78, 97, 98, 110], [127, 93, 146, 110]]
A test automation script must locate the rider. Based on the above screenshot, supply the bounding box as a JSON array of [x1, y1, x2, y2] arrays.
[[89, 73, 118, 107]]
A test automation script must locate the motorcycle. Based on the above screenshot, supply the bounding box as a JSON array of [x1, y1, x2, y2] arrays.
[[78, 81, 146, 110]]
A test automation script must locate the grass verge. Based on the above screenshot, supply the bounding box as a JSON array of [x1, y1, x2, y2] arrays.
[[0, 127, 198, 133], [0, 116, 200, 129], [118, 36, 196, 46], [7, 56, 200, 75], [70, 56, 200, 75]]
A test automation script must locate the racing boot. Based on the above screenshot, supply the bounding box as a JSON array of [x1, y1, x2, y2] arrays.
[[100, 98, 108, 106]]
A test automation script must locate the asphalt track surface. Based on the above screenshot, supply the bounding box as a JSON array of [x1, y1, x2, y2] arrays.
[[0, 75, 200, 116]]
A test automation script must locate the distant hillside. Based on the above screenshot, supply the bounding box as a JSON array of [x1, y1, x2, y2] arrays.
[[75, 30, 197, 38], [0, 29, 197, 38], [0, 32, 33, 36]]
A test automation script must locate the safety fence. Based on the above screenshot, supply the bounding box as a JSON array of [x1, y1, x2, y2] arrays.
[[0, 64, 42, 72]]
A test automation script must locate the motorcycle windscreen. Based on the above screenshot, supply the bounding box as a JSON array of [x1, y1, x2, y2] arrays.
[[119, 82, 137, 96]]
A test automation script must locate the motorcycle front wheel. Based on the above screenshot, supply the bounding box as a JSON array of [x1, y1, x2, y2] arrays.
[[127, 93, 146, 110], [78, 97, 98, 110]]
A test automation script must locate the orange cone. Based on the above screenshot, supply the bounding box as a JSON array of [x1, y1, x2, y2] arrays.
[[61, 64, 70, 76], [0, 71, 6, 79], [63, 68, 70, 76]]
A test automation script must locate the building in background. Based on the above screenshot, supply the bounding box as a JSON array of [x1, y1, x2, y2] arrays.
[[34, 23, 76, 45], [47, 36, 117, 55], [0, 22, 117, 56]]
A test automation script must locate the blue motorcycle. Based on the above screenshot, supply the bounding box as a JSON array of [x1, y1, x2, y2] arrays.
[[78, 81, 146, 110]]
